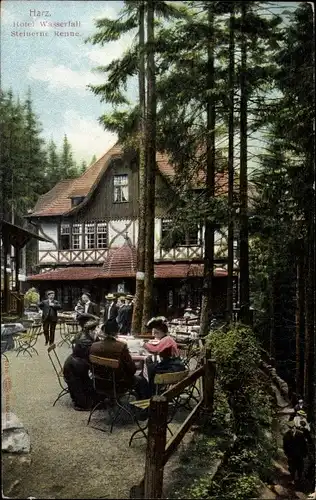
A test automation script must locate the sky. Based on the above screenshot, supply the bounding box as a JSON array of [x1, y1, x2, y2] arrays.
[[1, 1, 303, 165], [1, 0, 137, 163]]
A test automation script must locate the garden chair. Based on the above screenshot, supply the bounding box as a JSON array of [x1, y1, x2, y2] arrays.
[[15, 324, 42, 357], [87, 355, 135, 433], [58, 320, 80, 347], [47, 343, 69, 406], [128, 369, 190, 447], [179, 340, 203, 403]]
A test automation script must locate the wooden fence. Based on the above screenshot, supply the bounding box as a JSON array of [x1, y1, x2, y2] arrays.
[[130, 353, 216, 499]]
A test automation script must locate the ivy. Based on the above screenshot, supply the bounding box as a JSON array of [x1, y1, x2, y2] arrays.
[[172, 324, 277, 500]]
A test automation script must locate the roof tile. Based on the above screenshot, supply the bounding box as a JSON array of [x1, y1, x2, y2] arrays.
[[27, 262, 227, 281]]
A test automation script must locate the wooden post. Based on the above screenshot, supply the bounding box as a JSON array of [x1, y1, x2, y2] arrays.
[[203, 348, 216, 413], [144, 396, 168, 499]]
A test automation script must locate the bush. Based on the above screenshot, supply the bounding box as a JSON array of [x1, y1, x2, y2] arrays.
[[24, 287, 40, 307], [181, 323, 277, 500]]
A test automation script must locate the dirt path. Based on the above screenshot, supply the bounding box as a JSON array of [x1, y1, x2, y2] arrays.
[[2, 329, 149, 499]]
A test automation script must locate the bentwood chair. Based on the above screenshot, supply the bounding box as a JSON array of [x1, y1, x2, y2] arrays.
[[58, 320, 80, 347], [128, 369, 190, 447], [47, 344, 69, 406], [87, 355, 135, 433], [15, 324, 42, 357]]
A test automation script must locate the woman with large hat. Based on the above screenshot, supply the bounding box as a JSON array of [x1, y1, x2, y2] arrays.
[[63, 320, 99, 411], [143, 316, 185, 396]]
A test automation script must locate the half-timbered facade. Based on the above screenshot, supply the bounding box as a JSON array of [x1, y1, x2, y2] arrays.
[[26, 143, 234, 314]]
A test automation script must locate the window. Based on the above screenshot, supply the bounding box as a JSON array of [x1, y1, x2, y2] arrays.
[[113, 174, 128, 203], [71, 196, 85, 207], [72, 224, 82, 250], [161, 219, 199, 247], [97, 223, 108, 248], [187, 227, 199, 245], [85, 223, 95, 249], [60, 224, 70, 250], [161, 219, 172, 244]]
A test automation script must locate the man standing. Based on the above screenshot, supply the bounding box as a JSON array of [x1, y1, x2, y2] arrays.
[[38, 290, 62, 345], [283, 420, 308, 487], [124, 294, 134, 334], [116, 295, 126, 333], [103, 294, 118, 328], [75, 292, 99, 330]]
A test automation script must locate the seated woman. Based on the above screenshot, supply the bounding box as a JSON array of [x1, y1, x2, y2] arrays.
[[143, 316, 185, 396], [89, 319, 150, 400], [63, 321, 98, 411]]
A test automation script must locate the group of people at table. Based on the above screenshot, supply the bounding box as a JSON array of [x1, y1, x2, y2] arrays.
[[37, 290, 186, 411]]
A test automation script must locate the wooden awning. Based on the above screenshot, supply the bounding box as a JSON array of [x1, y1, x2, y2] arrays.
[[0, 220, 50, 248]]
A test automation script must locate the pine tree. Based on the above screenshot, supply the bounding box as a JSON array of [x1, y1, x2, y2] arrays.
[[226, 2, 235, 322], [60, 134, 77, 179], [142, 0, 156, 330], [46, 139, 61, 188], [89, 154, 97, 166], [200, 2, 216, 338], [80, 160, 88, 174], [132, 0, 147, 334]]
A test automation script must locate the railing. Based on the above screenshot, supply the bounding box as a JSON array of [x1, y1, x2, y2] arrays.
[[157, 245, 203, 261], [130, 352, 216, 499]]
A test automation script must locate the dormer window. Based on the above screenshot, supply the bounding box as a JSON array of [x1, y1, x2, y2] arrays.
[[71, 196, 85, 207], [113, 174, 128, 203]]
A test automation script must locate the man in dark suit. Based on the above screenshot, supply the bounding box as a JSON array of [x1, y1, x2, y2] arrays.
[[125, 294, 134, 334], [89, 320, 149, 399], [75, 292, 99, 330], [38, 290, 62, 345], [103, 294, 119, 329], [118, 294, 133, 334]]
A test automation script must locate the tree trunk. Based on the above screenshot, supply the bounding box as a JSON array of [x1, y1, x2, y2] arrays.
[[142, 0, 156, 331], [239, 2, 250, 325], [226, 4, 235, 323], [269, 278, 276, 360], [295, 248, 304, 395], [132, 1, 147, 334], [303, 219, 315, 408], [200, 5, 215, 337]]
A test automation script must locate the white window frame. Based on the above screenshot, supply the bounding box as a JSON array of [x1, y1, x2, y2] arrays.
[[113, 174, 128, 203], [85, 223, 95, 249], [60, 223, 70, 250], [97, 223, 108, 249], [72, 224, 82, 250]]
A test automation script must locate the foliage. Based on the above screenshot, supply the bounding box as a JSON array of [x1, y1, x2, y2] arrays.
[[0, 89, 86, 220], [24, 287, 40, 306], [248, 3, 314, 391], [172, 324, 277, 500]]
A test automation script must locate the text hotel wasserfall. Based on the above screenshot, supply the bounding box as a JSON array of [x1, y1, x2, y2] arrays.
[[11, 9, 82, 38]]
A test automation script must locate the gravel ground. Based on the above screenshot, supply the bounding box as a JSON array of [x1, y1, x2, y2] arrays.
[[1, 328, 152, 499]]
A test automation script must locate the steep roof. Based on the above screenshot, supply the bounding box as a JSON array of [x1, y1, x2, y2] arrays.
[[28, 142, 228, 218], [31, 179, 74, 216], [29, 143, 123, 217], [103, 240, 137, 278]]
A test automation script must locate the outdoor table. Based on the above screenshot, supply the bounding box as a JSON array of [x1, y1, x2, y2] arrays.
[[117, 335, 158, 381], [1, 323, 27, 351]]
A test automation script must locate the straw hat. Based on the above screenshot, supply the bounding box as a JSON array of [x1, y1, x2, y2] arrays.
[[118, 296, 126, 301], [105, 293, 116, 300], [126, 294, 134, 300]]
